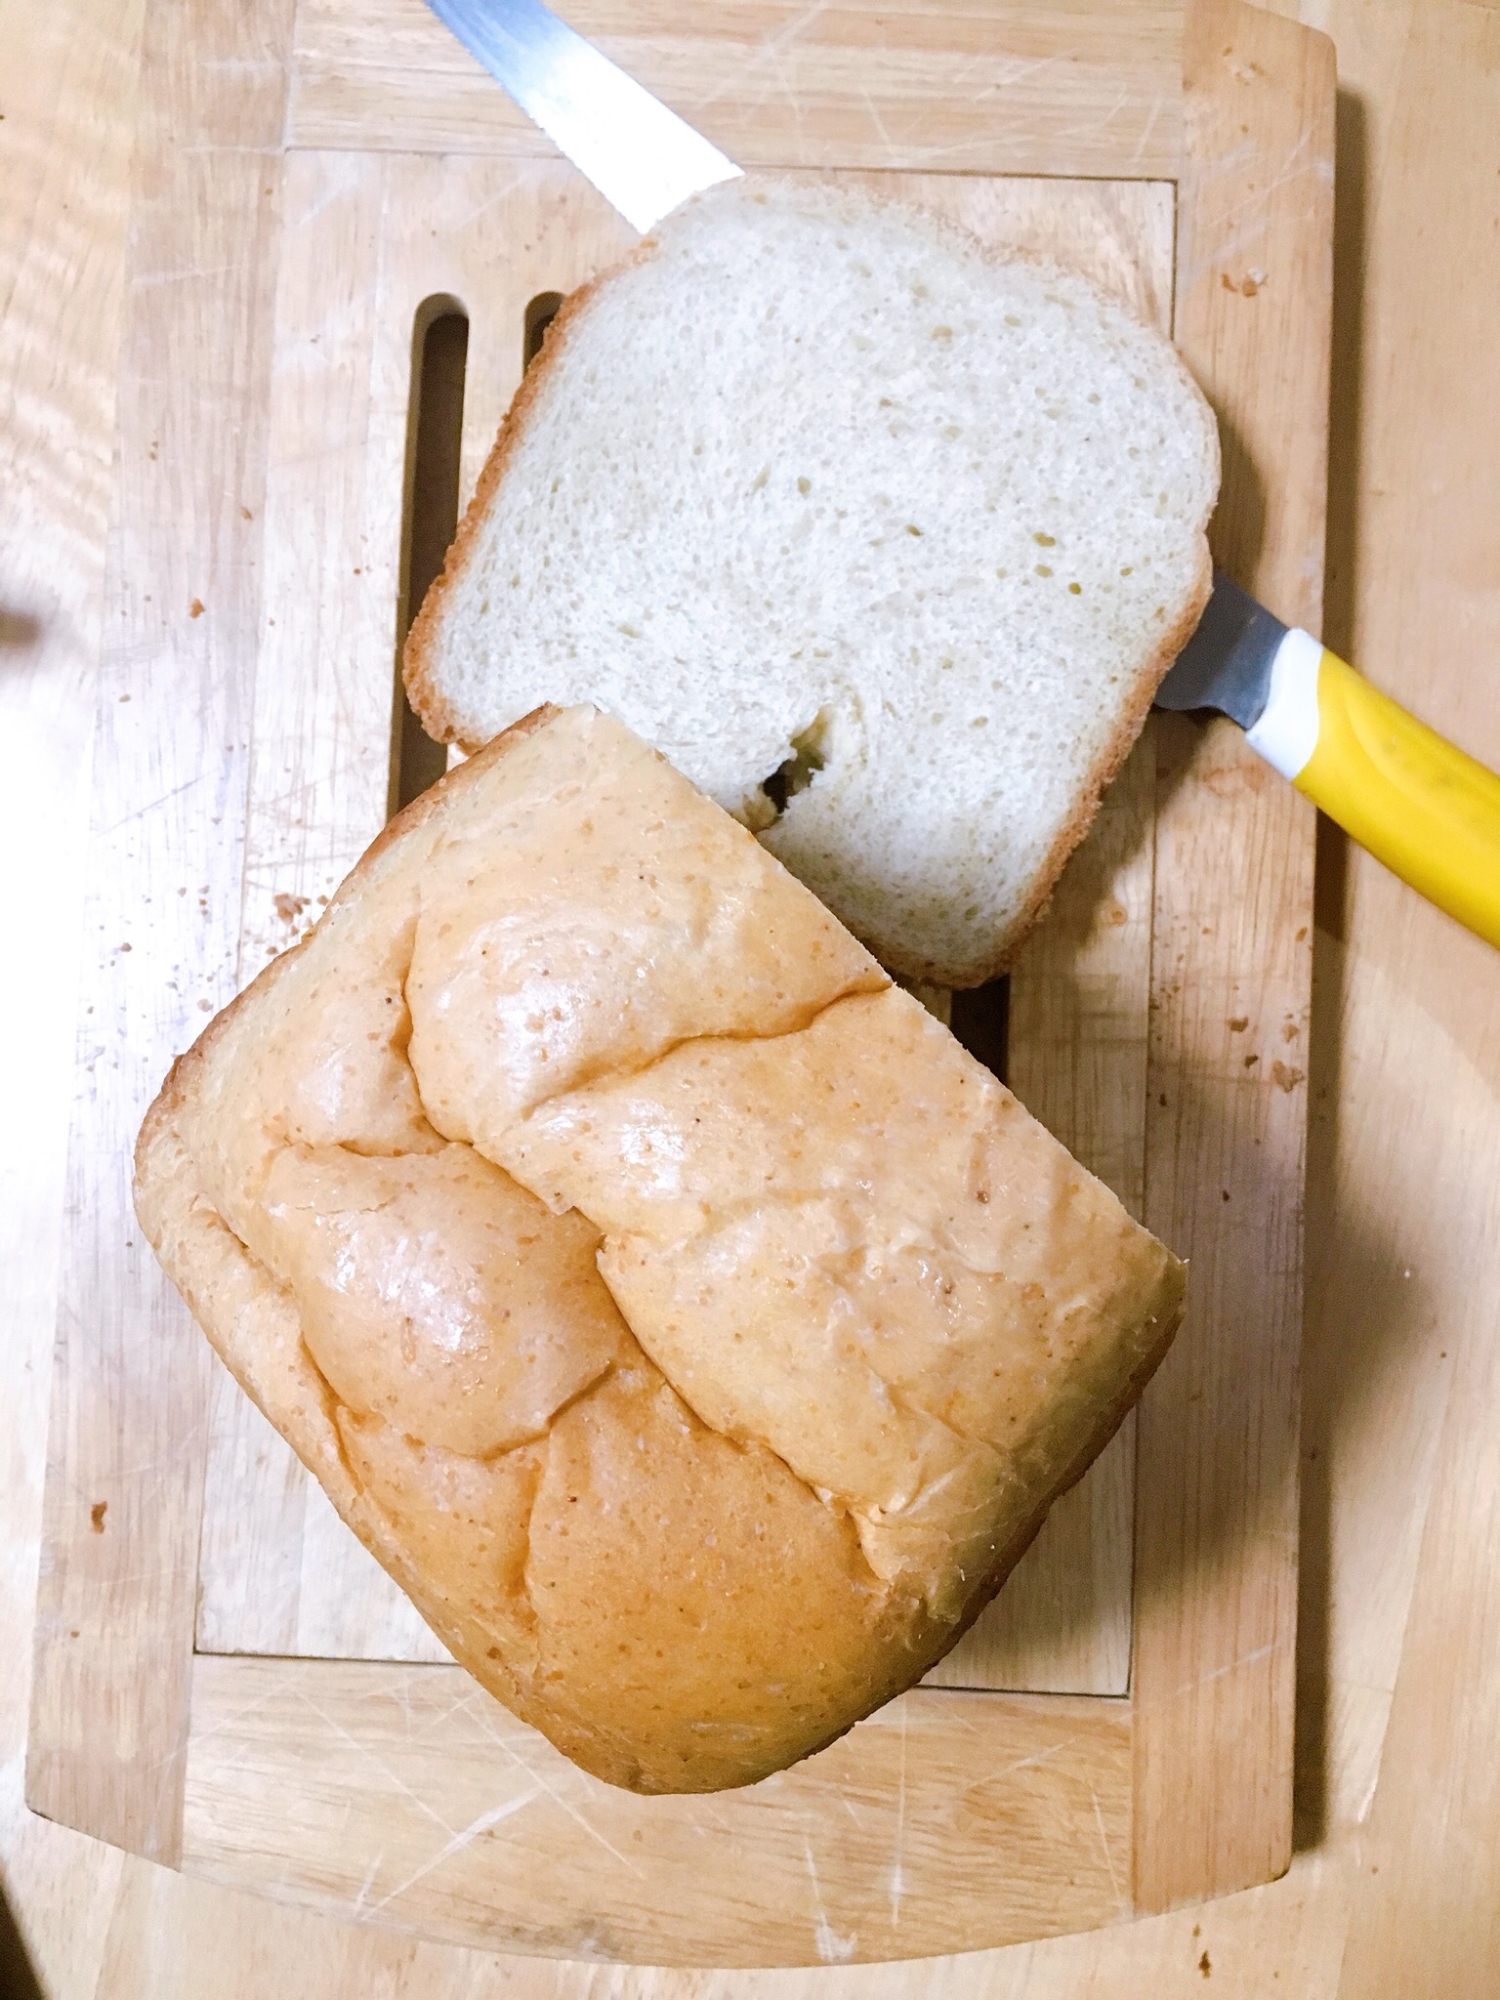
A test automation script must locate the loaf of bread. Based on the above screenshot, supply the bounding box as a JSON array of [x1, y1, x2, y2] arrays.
[[404, 177, 1219, 987], [135, 706, 1184, 1793]]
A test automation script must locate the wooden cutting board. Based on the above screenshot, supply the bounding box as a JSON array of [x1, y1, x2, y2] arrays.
[[25, 0, 1332, 1968]]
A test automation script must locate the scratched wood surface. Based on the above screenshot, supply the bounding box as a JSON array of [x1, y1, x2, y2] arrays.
[[287, 0, 1186, 177], [181, 1660, 1132, 1965], [19, 0, 1329, 1968], [1131, 0, 1332, 1910]]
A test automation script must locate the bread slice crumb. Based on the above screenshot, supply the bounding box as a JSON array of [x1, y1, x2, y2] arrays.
[[405, 177, 1218, 986]]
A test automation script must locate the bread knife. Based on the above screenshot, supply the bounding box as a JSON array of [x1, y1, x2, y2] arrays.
[[423, 0, 1500, 950], [1156, 575, 1500, 946]]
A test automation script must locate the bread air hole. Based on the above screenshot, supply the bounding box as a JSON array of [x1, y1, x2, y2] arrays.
[[758, 709, 832, 819]]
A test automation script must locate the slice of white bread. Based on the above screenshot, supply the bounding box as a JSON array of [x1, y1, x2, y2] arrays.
[[135, 705, 1184, 1794], [404, 177, 1219, 987]]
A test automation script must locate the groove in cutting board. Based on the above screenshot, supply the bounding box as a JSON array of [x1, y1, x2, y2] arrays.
[[524, 289, 565, 370], [389, 285, 599, 819], [390, 297, 469, 815], [950, 975, 1010, 1083]]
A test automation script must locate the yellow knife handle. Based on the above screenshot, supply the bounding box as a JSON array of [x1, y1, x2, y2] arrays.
[[1248, 635, 1500, 948]]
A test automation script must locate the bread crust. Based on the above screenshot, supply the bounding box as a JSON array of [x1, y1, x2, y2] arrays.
[[136, 703, 1185, 1792]]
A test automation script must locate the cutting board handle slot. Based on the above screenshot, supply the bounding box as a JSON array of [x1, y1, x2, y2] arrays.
[[389, 297, 470, 816], [524, 290, 565, 372]]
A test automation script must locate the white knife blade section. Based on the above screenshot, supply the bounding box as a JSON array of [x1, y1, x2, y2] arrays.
[[424, 0, 742, 232]]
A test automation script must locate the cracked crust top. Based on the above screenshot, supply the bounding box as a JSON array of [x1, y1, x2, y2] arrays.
[[135, 705, 1183, 1793]]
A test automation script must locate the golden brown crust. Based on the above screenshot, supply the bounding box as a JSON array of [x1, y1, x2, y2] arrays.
[[759, 1253, 1184, 1750], [136, 704, 1186, 1793]]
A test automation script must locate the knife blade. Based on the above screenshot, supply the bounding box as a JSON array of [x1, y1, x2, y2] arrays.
[[424, 0, 740, 232], [420, 0, 1500, 950], [1156, 571, 1291, 730]]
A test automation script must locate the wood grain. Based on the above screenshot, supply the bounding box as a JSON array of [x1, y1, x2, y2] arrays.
[[1315, 4, 1500, 1989], [15, 1, 1500, 1995], [180, 1657, 1131, 1967], [24, 0, 299, 1863], [288, 0, 1186, 178], [1130, 0, 1332, 1910], [16, 0, 1332, 1965], [0, 0, 148, 1978]]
